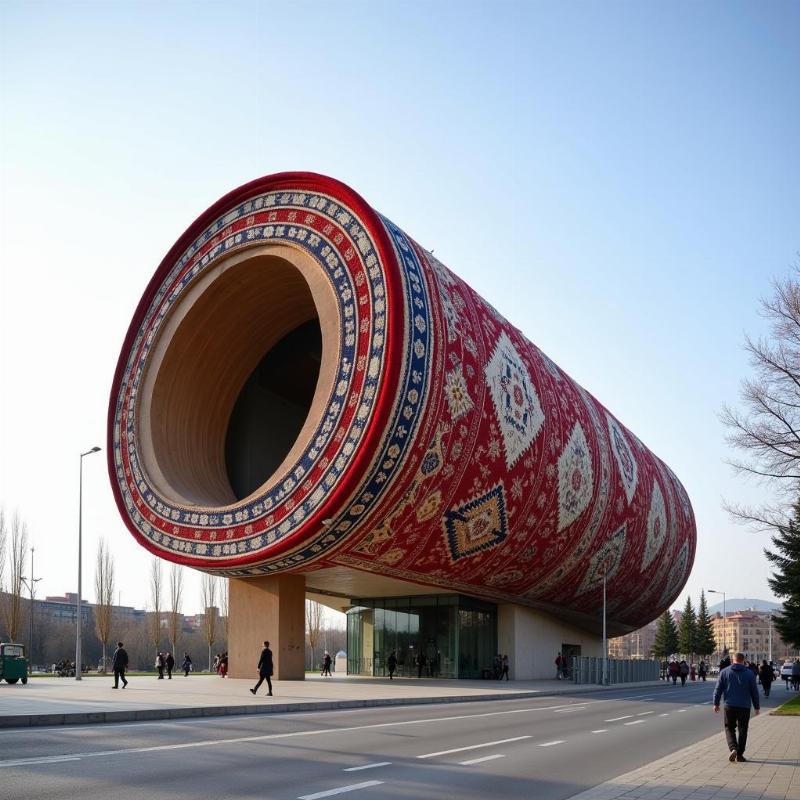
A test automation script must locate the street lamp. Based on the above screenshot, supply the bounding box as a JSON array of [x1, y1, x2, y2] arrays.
[[602, 572, 608, 685], [21, 547, 41, 675], [77, 446, 101, 681], [708, 589, 726, 661]]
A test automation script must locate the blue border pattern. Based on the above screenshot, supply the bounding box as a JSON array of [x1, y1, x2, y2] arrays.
[[113, 193, 432, 571]]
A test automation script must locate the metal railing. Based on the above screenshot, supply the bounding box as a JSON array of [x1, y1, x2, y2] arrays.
[[570, 656, 659, 685]]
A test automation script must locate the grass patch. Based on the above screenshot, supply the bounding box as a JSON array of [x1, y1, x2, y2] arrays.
[[771, 694, 800, 715]]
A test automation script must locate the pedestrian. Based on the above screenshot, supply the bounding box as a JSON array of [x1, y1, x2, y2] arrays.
[[668, 660, 679, 684], [690, 663, 696, 682], [387, 650, 397, 680], [758, 660, 773, 698], [792, 659, 800, 691], [182, 653, 192, 677], [416, 651, 427, 678], [321, 651, 332, 676], [679, 659, 689, 686], [713, 651, 760, 763], [555, 652, 563, 680], [719, 650, 732, 670], [219, 652, 228, 678], [501, 654, 510, 680], [155, 651, 165, 679], [250, 640, 273, 696], [165, 652, 175, 679], [698, 660, 707, 682], [111, 641, 129, 689]]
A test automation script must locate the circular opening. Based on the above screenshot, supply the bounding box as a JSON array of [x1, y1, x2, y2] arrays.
[[138, 245, 338, 509]]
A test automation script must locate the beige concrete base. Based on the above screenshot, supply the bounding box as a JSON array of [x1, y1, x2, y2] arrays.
[[228, 574, 306, 680], [498, 603, 603, 680]]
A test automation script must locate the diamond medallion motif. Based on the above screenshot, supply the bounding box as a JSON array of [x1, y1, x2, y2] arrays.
[[557, 421, 594, 532], [443, 484, 508, 562], [577, 524, 627, 595], [485, 331, 545, 469], [641, 480, 667, 570], [607, 413, 638, 504]]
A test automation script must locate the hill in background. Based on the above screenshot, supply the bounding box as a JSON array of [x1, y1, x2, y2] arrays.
[[706, 597, 781, 615]]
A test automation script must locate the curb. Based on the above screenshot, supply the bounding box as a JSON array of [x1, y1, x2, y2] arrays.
[[0, 682, 658, 729]]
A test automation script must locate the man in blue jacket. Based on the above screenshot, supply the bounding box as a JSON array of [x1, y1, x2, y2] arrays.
[[713, 651, 760, 762]]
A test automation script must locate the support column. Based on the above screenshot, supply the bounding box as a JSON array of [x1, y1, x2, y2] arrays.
[[228, 574, 306, 680]]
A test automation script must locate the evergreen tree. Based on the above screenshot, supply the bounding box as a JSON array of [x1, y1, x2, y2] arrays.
[[765, 499, 800, 649], [652, 609, 678, 659], [694, 590, 716, 657], [677, 596, 698, 657]]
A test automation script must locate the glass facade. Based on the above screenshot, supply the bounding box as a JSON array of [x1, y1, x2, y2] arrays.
[[346, 594, 497, 679]]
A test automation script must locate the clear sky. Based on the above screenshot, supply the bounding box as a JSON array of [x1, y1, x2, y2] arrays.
[[1, 2, 798, 618]]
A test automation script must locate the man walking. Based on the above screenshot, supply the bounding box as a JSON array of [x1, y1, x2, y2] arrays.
[[713, 651, 760, 762], [111, 641, 128, 689], [250, 640, 273, 696], [165, 652, 175, 679]]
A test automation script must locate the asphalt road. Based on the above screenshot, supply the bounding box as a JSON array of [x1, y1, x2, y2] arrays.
[[0, 680, 787, 800]]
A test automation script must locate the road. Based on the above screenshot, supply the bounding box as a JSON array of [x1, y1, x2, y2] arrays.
[[0, 681, 786, 799]]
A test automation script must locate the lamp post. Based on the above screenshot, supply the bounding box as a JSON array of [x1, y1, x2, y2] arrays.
[[708, 589, 726, 662], [768, 615, 773, 664], [21, 547, 41, 675], [602, 572, 608, 686], [77, 446, 101, 680]]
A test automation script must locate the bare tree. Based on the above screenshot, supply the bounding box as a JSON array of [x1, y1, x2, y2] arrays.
[[0, 513, 28, 642], [200, 574, 218, 671], [149, 557, 163, 657], [306, 599, 322, 671], [167, 564, 183, 656], [219, 577, 229, 648], [0, 508, 6, 596], [722, 265, 800, 527], [94, 539, 115, 672]]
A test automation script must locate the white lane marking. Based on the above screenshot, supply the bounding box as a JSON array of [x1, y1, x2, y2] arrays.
[[659, 713, 670, 717], [298, 781, 383, 800], [636, 711, 654, 716], [343, 762, 391, 772], [460, 754, 505, 766], [417, 735, 531, 759], [624, 720, 645, 726], [538, 740, 565, 747], [676, 709, 687, 713], [0, 687, 692, 766], [701, 701, 712, 705], [605, 715, 634, 722], [0, 755, 81, 767], [591, 730, 607, 734], [4, 688, 680, 739]]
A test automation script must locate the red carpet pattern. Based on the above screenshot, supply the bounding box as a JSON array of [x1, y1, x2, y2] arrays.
[[109, 173, 695, 632]]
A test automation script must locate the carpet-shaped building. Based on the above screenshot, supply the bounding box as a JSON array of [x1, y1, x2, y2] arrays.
[[108, 172, 695, 679]]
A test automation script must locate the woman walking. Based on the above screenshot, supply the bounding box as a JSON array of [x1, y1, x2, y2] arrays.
[[758, 660, 773, 698]]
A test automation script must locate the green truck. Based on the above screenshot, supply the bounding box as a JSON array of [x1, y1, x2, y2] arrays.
[[0, 643, 28, 684]]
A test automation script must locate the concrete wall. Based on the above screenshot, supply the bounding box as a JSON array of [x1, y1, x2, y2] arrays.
[[498, 603, 603, 680], [228, 574, 306, 680]]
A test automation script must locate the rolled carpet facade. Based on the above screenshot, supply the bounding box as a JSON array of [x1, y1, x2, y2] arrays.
[[108, 172, 695, 633]]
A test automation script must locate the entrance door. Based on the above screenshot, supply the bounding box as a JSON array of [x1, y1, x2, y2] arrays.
[[561, 643, 582, 679]]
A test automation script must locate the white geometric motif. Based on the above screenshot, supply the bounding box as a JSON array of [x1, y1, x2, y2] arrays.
[[607, 413, 638, 504], [641, 481, 667, 570], [444, 364, 474, 420], [577, 524, 626, 595], [485, 331, 545, 469], [659, 541, 689, 607], [557, 421, 594, 532]]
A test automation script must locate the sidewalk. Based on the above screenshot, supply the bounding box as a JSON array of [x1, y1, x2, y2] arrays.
[[0, 673, 662, 728], [565, 711, 800, 800]]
